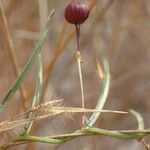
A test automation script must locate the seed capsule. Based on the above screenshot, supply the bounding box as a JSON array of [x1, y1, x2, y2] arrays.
[[65, 1, 90, 25]]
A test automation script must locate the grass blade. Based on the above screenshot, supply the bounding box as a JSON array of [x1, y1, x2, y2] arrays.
[[25, 53, 43, 135], [129, 109, 144, 130], [0, 10, 55, 112], [85, 58, 110, 128]]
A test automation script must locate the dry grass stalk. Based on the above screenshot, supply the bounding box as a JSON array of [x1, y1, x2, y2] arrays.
[[17, 99, 63, 117], [0, 100, 128, 134]]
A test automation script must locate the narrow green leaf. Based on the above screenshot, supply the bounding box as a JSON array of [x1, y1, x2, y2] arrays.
[[25, 53, 43, 135], [129, 109, 144, 130], [0, 10, 55, 112], [85, 58, 110, 128], [82, 128, 145, 140]]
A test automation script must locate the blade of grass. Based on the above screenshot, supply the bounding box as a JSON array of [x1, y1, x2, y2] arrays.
[[85, 58, 110, 128], [24, 53, 43, 135], [129, 109, 144, 130], [0, 0, 27, 110], [0, 10, 55, 113], [129, 110, 148, 149]]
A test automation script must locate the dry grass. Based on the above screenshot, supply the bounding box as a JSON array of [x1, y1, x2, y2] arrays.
[[0, 100, 128, 134]]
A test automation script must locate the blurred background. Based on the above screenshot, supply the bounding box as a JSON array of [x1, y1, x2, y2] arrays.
[[0, 0, 149, 149]]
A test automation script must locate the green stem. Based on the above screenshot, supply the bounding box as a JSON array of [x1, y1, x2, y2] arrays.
[[82, 128, 145, 140], [2, 128, 150, 149], [25, 53, 43, 135], [76, 51, 85, 125]]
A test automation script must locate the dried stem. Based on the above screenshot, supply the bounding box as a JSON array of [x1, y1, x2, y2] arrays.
[[139, 139, 150, 150]]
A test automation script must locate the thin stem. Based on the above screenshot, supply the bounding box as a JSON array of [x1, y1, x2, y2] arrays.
[[1, 128, 150, 149], [76, 51, 85, 125], [75, 24, 85, 125], [139, 139, 150, 150], [76, 24, 80, 50], [76, 52, 84, 107], [25, 53, 43, 135]]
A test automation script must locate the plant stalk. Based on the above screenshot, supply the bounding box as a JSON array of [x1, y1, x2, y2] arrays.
[[75, 24, 85, 125]]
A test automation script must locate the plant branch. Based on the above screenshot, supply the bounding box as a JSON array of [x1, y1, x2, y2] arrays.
[[1, 128, 150, 149]]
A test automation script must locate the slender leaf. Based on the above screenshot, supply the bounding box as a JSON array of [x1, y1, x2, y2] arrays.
[[85, 58, 110, 128], [0, 10, 55, 112], [129, 109, 144, 130], [25, 53, 43, 135]]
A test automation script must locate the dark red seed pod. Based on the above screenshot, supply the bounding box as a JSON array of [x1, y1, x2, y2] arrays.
[[65, 1, 90, 25]]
